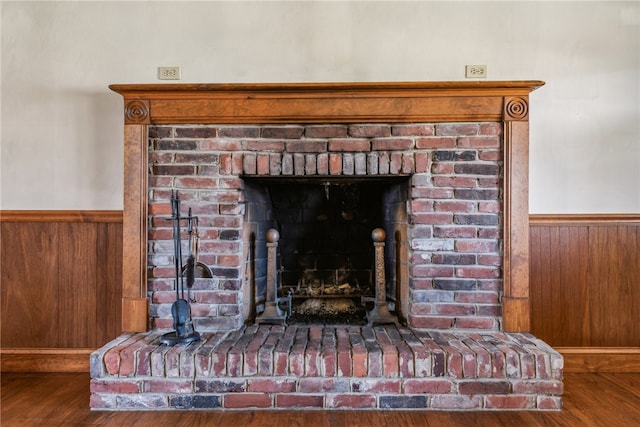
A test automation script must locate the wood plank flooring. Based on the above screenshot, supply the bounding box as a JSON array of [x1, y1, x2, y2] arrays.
[[2, 372, 639, 426]]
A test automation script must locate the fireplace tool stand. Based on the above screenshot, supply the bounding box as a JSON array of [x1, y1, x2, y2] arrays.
[[160, 191, 201, 346]]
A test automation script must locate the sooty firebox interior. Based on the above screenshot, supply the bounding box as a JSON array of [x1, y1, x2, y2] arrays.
[[244, 177, 409, 325]]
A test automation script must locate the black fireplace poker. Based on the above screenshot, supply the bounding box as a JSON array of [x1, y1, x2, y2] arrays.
[[159, 190, 201, 346]]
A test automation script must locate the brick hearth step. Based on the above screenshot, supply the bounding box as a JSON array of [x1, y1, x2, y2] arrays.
[[90, 325, 563, 411]]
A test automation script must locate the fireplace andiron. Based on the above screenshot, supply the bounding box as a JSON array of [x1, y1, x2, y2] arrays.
[[160, 191, 201, 346]]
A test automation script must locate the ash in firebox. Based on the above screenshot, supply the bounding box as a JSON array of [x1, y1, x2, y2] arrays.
[[291, 298, 367, 325]]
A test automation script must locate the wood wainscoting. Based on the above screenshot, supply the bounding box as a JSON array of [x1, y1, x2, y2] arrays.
[[0, 211, 122, 372], [1, 211, 638, 372], [530, 214, 640, 372]]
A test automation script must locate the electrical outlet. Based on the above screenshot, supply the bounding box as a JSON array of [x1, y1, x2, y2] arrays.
[[158, 66, 181, 80], [465, 65, 487, 78]]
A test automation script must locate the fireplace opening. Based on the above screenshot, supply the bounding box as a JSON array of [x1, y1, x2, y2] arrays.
[[243, 176, 410, 325]]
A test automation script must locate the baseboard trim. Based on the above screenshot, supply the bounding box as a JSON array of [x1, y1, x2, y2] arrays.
[[558, 347, 640, 372], [530, 213, 640, 226], [0, 348, 92, 373], [0, 210, 122, 223]]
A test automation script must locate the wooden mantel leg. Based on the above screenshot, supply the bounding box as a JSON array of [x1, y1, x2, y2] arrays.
[[502, 118, 531, 332], [121, 124, 149, 332]]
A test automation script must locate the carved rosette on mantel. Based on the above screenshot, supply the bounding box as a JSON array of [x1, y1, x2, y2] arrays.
[[504, 96, 529, 121], [124, 100, 150, 125]]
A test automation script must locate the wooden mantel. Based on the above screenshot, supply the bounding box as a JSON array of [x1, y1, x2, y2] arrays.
[[110, 81, 544, 333]]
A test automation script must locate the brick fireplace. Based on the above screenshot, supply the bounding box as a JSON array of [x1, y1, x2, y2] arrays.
[[90, 82, 563, 410]]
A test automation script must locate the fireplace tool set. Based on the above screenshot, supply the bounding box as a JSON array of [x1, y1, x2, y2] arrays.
[[159, 190, 211, 346]]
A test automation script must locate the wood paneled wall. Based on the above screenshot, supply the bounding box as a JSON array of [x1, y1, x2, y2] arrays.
[[530, 214, 640, 348], [1, 211, 638, 372], [1, 211, 122, 352]]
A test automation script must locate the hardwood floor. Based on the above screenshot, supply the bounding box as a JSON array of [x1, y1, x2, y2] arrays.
[[2, 372, 639, 426]]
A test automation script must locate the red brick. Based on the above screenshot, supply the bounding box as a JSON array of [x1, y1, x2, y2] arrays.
[[224, 393, 272, 408], [256, 153, 270, 175], [281, 153, 293, 175], [456, 267, 500, 279], [402, 153, 415, 173], [431, 394, 481, 409], [120, 394, 171, 409], [328, 138, 370, 152], [244, 140, 285, 152], [90, 380, 141, 394], [433, 176, 477, 188], [343, 153, 355, 175], [247, 378, 296, 393], [144, 379, 193, 393], [412, 187, 454, 199], [479, 123, 503, 136], [512, 380, 563, 395], [479, 150, 501, 161], [175, 177, 217, 188], [289, 346, 305, 377], [285, 140, 326, 153], [293, 153, 305, 175], [299, 378, 349, 393], [485, 395, 536, 409], [328, 153, 342, 175], [269, 153, 282, 175], [537, 396, 563, 410], [317, 153, 329, 174], [262, 126, 304, 139], [415, 152, 430, 172], [434, 304, 474, 316], [436, 123, 479, 136], [411, 200, 434, 213], [200, 139, 243, 151], [349, 124, 390, 137], [305, 154, 317, 175], [404, 379, 453, 394], [455, 240, 498, 253], [351, 379, 401, 393], [352, 348, 368, 378], [372, 137, 414, 151], [305, 342, 320, 376], [416, 137, 456, 149], [459, 380, 511, 395], [366, 348, 382, 377], [378, 152, 390, 174], [434, 201, 476, 213], [457, 136, 500, 148], [390, 152, 403, 174], [218, 126, 260, 138], [411, 265, 454, 278], [382, 346, 399, 378], [411, 213, 454, 225], [326, 394, 377, 409], [409, 315, 455, 329], [431, 162, 454, 174], [306, 125, 348, 138], [456, 317, 500, 330], [392, 124, 435, 136], [275, 394, 324, 408], [89, 394, 116, 409]]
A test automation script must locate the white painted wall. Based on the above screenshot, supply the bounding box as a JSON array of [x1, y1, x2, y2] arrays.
[[1, 1, 638, 213]]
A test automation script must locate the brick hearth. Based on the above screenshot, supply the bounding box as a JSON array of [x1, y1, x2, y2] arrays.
[[90, 325, 562, 410]]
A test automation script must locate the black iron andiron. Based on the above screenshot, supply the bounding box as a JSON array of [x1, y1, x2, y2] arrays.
[[368, 228, 398, 326]]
